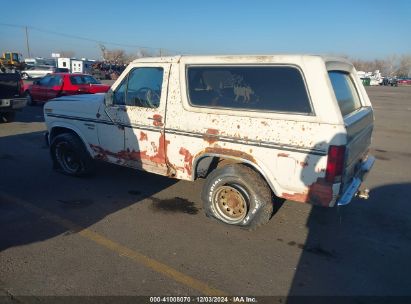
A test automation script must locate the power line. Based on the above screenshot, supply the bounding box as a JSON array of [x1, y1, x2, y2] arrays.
[[0, 22, 181, 54]]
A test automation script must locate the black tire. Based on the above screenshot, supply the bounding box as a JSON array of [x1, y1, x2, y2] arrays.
[[24, 91, 34, 106], [50, 133, 95, 176], [21, 72, 29, 80], [0, 112, 16, 123], [201, 164, 273, 230]]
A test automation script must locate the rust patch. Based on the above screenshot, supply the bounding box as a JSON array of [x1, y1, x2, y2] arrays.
[[152, 114, 164, 127], [282, 178, 333, 207], [282, 192, 309, 203], [139, 131, 148, 141], [204, 147, 256, 163], [278, 152, 289, 157], [90, 132, 169, 167], [261, 121, 269, 126], [299, 161, 308, 168], [179, 147, 193, 175], [203, 128, 219, 144]]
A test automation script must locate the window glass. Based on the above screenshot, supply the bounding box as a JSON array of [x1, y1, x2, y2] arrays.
[[38, 76, 51, 86], [187, 66, 311, 113], [113, 79, 127, 105], [328, 71, 362, 116], [125, 67, 163, 108], [70, 75, 100, 85], [49, 75, 63, 86]]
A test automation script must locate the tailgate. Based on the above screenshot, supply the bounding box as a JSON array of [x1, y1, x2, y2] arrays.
[[0, 74, 21, 99], [343, 107, 374, 189], [327, 70, 374, 193]]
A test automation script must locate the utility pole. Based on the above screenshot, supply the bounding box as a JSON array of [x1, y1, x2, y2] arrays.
[[25, 26, 31, 58]]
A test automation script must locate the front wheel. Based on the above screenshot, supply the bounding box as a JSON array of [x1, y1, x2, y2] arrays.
[[201, 164, 273, 230], [50, 133, 95, 176]]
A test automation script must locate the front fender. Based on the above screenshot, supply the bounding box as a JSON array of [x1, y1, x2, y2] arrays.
[[48, 120, 98, 156]]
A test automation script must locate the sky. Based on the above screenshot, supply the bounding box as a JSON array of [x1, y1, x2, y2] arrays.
[[0, 0, 410, 60]]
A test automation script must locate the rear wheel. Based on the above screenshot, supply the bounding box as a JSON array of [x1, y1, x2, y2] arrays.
[[201, 164, 273, 230], [50, 133, 95, 176], [21, 72, 29, 80]]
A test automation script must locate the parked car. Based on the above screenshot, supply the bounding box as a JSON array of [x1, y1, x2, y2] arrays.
[[23, 73, 111, 105], [397, 78, 411, 86], [20, 66, 56, 79], [43, 55, 376, 230], [0, 73, 27, 122]]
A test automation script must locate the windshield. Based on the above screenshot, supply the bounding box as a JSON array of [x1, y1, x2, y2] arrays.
[[70, 75, 100, 85]]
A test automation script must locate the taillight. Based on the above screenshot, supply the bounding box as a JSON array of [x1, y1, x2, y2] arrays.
[[325, 145, 346, 183]]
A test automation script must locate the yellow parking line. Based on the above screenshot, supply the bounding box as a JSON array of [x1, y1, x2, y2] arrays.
[[0, 192, 227, 296]]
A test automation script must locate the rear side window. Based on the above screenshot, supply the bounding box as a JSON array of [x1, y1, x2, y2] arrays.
[[70, 75, 100, 85], [328, 71, 362, 116], [187, 66, 312, 113]]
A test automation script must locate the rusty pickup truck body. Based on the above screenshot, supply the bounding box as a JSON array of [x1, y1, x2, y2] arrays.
[[44, 55, 375, 229]]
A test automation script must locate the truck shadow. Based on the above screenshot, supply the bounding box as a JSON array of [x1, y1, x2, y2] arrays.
[[0, 129, 180, 252], [287, 182, 411, 298]]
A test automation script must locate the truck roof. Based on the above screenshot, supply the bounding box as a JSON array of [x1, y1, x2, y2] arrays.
[[131, 54, 352, 65]]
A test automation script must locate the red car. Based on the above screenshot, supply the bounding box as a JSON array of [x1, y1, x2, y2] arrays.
[[24, 73, 111, 105], [397, 78, 411, 86]]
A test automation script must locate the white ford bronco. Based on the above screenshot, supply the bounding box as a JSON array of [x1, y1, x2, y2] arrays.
[[44, 55, 375, 229]]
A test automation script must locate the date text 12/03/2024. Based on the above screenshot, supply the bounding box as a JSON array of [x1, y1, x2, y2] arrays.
[[149, 296, 257, 303]]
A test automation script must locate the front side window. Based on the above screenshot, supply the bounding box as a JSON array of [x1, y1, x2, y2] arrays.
[[114, 67, 164, 108], [48, 75, 63, 87], [187, 66, 311, 113], [38, 75, 51, 86], [328, 71, 362, 116]]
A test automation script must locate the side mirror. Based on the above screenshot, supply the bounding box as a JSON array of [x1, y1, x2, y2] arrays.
[[105, 90, 114, 106]]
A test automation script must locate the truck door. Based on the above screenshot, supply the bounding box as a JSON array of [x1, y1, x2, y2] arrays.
[[46, 75, 63, 100], [31, 75, 51, 101], [102, 64, 171, 175]]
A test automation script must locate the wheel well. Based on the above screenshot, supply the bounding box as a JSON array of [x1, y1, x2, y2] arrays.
[[50, 127, 79, 142], [194, 155, 278, 197]]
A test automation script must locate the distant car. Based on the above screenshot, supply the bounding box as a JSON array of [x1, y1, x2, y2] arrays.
[[397, 78, 411, 86], [20, 66, 55, 79], [382, 77, 398, 86], [23, 73, 111, 105]]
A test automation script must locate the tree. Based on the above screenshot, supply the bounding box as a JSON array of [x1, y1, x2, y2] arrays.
[[396, 55, 411, 77], [99, 44, 127, 64], [58, 50, 75, 58]]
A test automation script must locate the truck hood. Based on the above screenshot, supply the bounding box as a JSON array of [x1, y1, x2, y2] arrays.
[[44, 93, 106, 119]]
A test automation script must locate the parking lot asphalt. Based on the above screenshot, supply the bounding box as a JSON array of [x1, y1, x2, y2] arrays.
[[1, 86, 411, 299]]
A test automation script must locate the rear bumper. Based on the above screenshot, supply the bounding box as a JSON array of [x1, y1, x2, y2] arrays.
[[337, 155, 375, 206], [0, 98, 27, 111]]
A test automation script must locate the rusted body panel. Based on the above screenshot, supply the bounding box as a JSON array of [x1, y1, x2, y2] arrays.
[[44, 55, 374, 208]]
